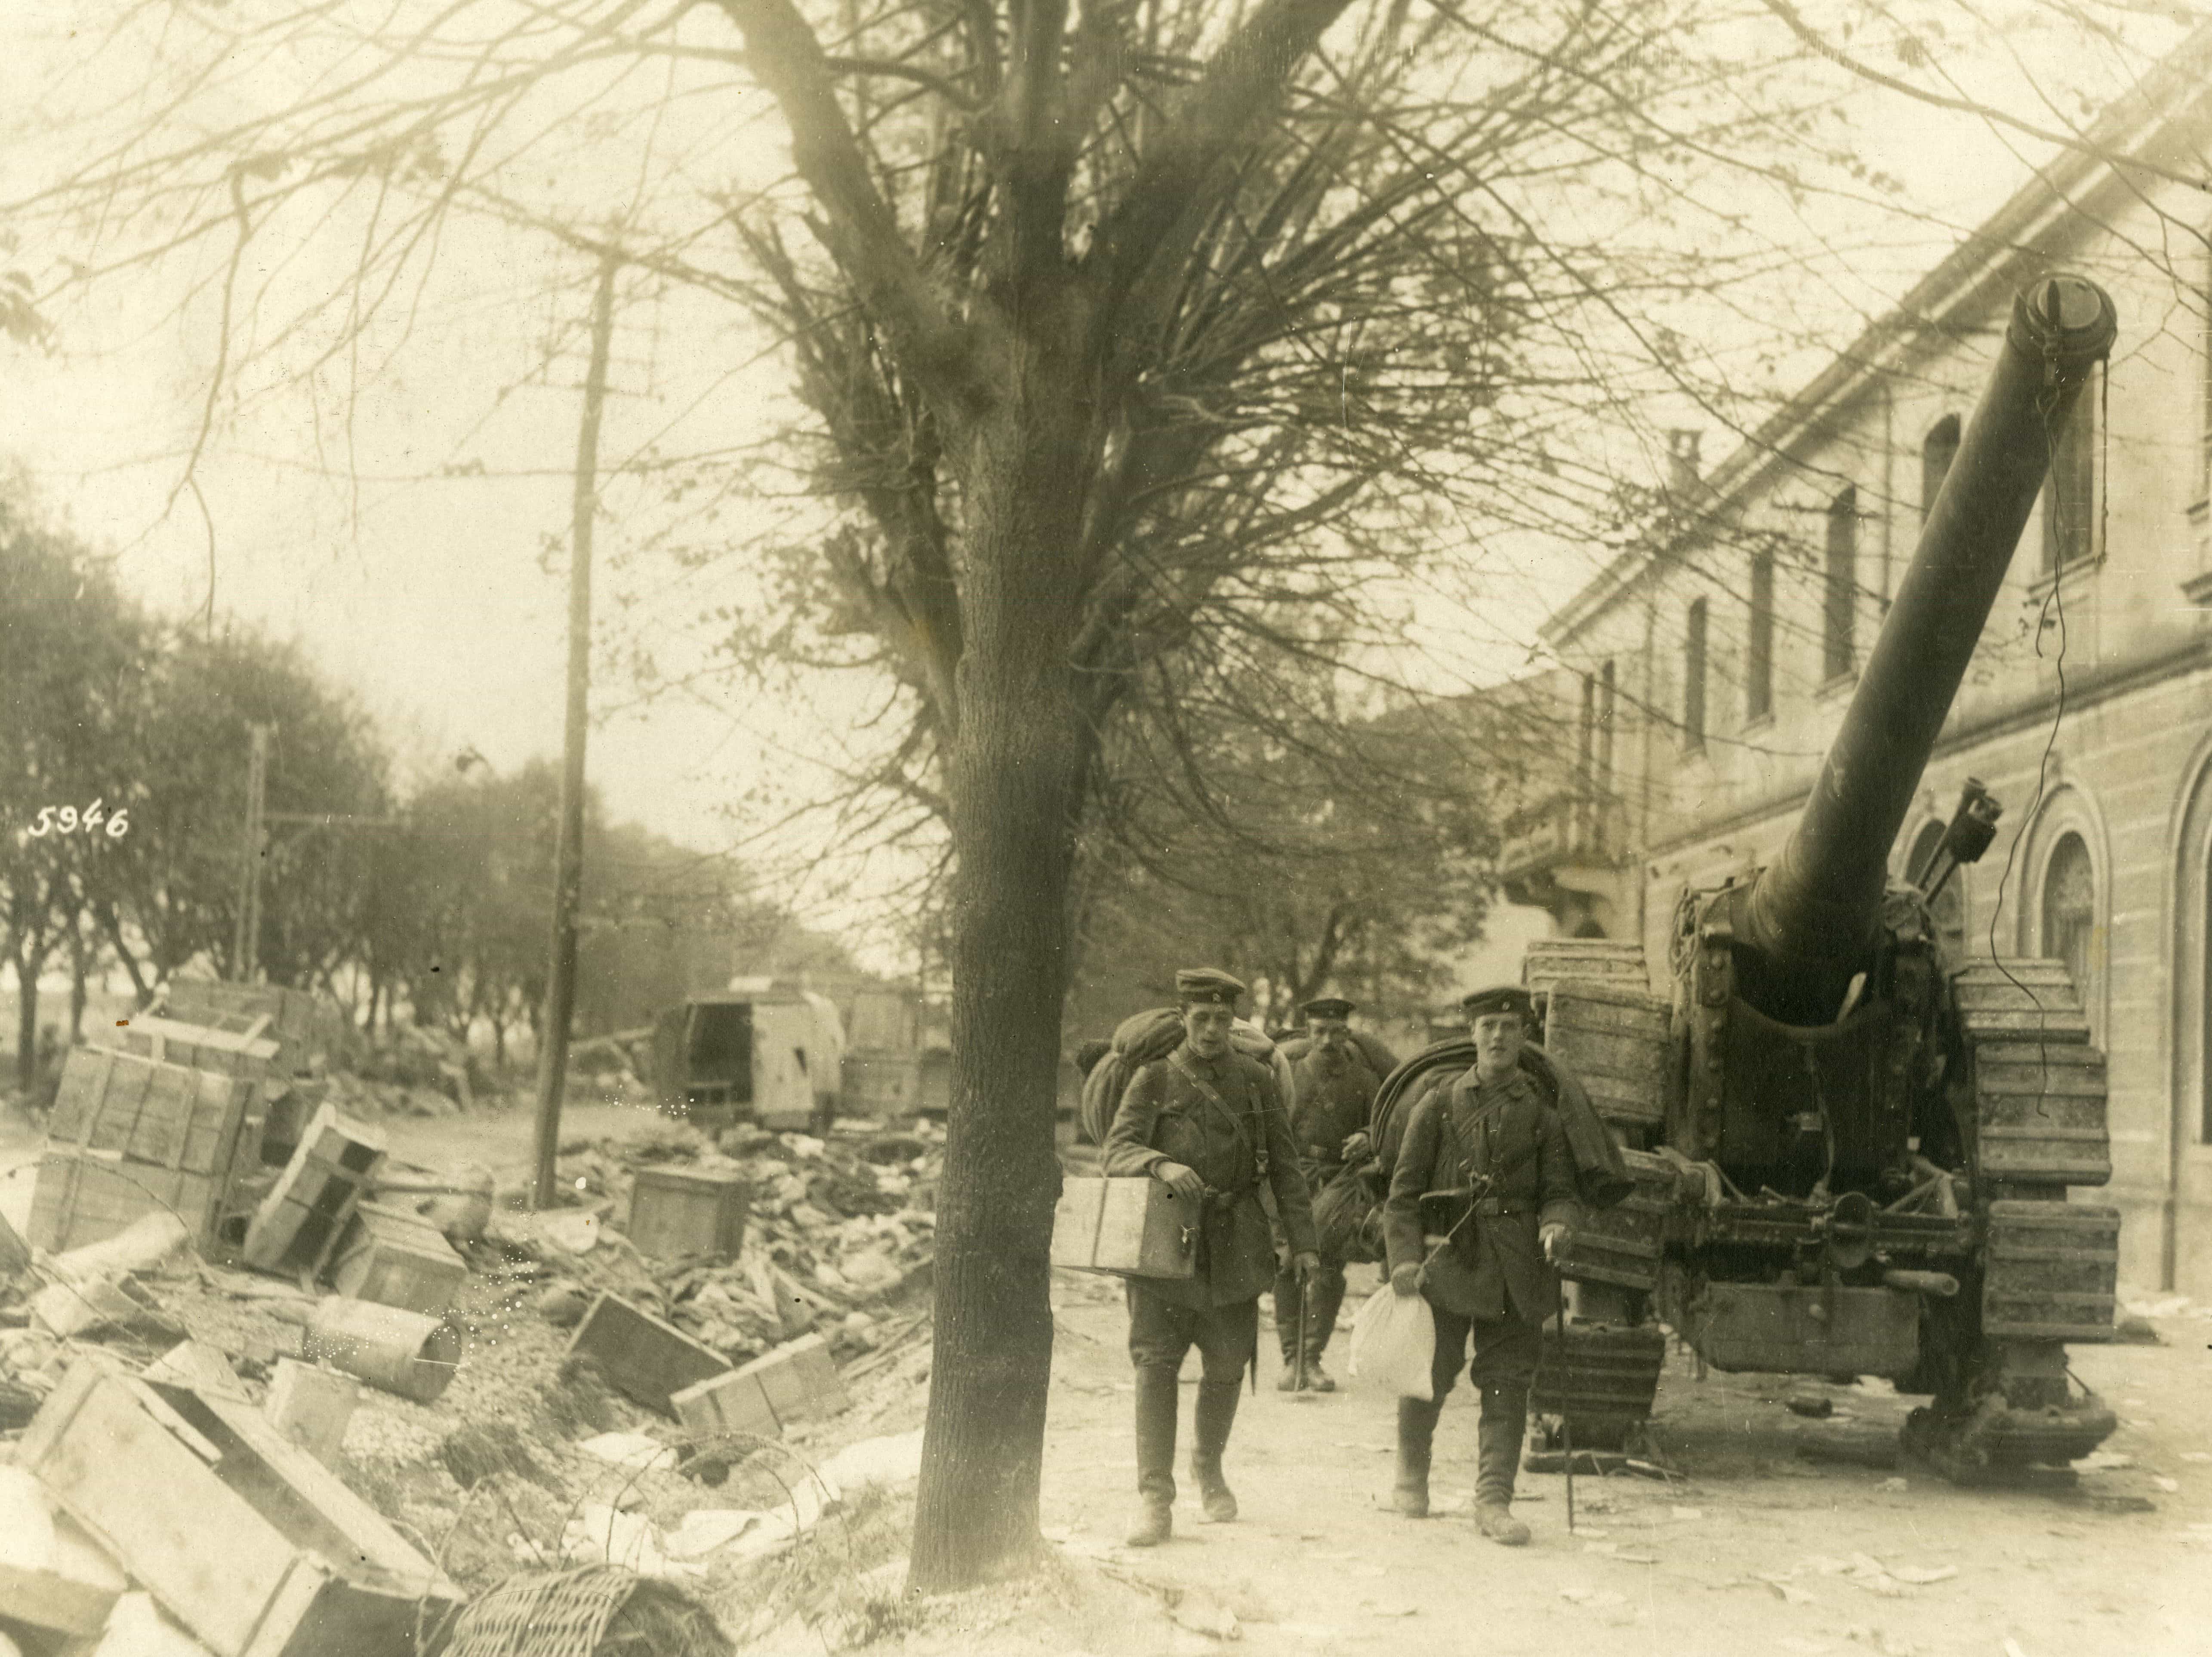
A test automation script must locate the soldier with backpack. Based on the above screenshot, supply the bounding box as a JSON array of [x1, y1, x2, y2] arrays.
[[1382, 984, 1580, 1545], [1103, 967, 1320, 1548], [1271, 997, 1391, 1392]]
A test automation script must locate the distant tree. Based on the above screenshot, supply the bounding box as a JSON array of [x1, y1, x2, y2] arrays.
[[0, 505, 149, 1088]]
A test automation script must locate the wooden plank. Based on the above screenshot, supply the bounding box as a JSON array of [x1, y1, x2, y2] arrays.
[[565, 1293, 731, 1417], [0, 1464, 129, 1636]]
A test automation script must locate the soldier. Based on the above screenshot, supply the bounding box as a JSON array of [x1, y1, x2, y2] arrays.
[[1382, 984, 1580, 1545], [1103, 967, 1320, 1548], [1272, 996, 1383, 1392]]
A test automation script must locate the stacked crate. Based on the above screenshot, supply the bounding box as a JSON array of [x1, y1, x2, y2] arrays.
[[243, 1104, 385, 1279], [160, 978, 343, 1079], [28, 1048, 270, 1257]]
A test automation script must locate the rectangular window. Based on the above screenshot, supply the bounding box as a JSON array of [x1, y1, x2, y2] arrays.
[[1683, 599, 1707, 753], [1824, 486, 1857, 681], [2043, 363, 2099, 574], [1747, 553, 1774, 721]]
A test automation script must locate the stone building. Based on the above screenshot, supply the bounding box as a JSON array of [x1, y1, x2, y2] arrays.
[[1503, 37, 2212, 1293]]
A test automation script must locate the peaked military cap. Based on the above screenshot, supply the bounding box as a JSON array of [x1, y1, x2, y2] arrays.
[[1301, 996, 1356, 1021], [1174, 967, 1247, 1005], [1460, 983, 1534, 1023]]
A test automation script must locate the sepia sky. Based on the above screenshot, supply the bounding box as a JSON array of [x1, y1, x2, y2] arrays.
[[0, 1, 2181, 960]]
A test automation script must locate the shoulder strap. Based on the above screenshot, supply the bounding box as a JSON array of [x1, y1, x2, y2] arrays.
[[1168, 1049, 1266, 1173]]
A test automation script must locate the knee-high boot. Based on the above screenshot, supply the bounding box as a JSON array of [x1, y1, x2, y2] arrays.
[[1474, 1385, 1531, 1546], [1393, 1395, 1443, 1517], [1191, 1380, 1241, 1522], [1127, 1365, 1179, 1546]]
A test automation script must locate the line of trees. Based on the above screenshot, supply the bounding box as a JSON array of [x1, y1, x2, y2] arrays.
[[1, 502, 861, 1094]]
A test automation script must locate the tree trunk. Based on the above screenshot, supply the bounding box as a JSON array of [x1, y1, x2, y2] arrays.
[[14, 954, 41, 1095], [97, 903, 152, 1009], [908, 351, 1091, 1591]]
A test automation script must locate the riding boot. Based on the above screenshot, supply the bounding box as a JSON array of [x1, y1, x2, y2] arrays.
[[1126, 1365, 1179, 1547], [1393, 1395, 1443, 1517], [1191, 1380, 1241, 1523], [1303, 1267, 1347, 1392], [1273, 1268, 1307, 1390], [1473, 1385, 1531, 1546]]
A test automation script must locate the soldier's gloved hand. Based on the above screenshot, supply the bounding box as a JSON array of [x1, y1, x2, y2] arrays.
[[1340, 1130, 1371, 1164], [1154, 1161, 1206, 1199], [1540, 1222, 1570, 1263], [1293, 1250, 1321, 1287], [1390, 1262, 1423, 1298]]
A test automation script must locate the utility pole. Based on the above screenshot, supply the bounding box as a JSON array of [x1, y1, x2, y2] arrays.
[[233, 723, 272, 982], [531, 250, 619, 1209]]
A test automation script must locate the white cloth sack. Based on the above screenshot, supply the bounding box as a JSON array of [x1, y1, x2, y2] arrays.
[[1348, 1284, 1435, 1400]]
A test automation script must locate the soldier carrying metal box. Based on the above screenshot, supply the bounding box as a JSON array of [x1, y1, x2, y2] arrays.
[[1101, 967, 1319, 1549]]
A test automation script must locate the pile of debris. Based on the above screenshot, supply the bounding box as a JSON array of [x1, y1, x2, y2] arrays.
[[0, 977, 945, 1656]]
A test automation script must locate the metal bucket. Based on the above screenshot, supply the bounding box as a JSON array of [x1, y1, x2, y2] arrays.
[[305, 1297, 462, 1403]]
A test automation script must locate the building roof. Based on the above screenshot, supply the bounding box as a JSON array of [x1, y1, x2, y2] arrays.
[[1540, 23, 2212, 650]]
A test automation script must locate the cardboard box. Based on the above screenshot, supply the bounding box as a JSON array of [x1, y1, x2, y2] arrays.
[[18, 1364, 463, 1657], [565, 1292, 732, 1417], [1049, 1177, 1200, 1278], [625, 1164, 749, 1261], [328, 1202, 466, 1317]]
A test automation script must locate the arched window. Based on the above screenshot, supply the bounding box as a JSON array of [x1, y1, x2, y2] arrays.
[[1824, 486, 1858, 681], [2040, 832, 2097, 1012], [1921, 415, 1960, 521], [1907, 819, 1965, 958]]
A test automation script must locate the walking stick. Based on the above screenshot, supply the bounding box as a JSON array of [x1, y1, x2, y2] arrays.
[[1557, 1269, 1574, 1533], [1295, 1269, 1311, 1393]]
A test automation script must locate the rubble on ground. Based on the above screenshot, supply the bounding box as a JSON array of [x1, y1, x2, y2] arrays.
[[0, 976, 944, 1655]]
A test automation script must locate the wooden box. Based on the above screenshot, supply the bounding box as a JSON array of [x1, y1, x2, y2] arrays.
[[18, 1364, 463, 1657], [626, 1164, 749, 1261], [0, 1464, 129, 1638], [100, 1015, 283, 1084], [671, 1332, 848, 1440], [565, 1292, 732, 1417], [1983, 1199, 2120, 1342], [1689, 1281, 1920, 1378], [1541, 980, 1671, 1128], [328, 1203, 467, 1317], [243, 1104, 385, 1277], [1049, 1177, 1199, 1278], [162, 979, 345, 1076]]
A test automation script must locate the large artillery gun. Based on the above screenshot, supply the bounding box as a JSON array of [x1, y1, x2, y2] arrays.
[[1513, 275, 2123, 1480]]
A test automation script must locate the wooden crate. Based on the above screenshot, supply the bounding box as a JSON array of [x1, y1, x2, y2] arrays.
[[1541, 980, 1671, 1128], [1049, 1177, 1199, 1278], [28, 1152, 225, 1258], [161, 979, 346, 1076], [328, 1203, 466, 1317], [18, 1364, 463, 1657], [672, 1332, 848, 1439], [565, 1292, 732, 1417], [626, 1165, 749, 1261], [243, 1105, 385, 1278], [98, 1015, 283, 1084], [32, 1049, 267, 1256]]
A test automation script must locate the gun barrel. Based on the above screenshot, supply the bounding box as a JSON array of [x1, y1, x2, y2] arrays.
[[1742, 275, 2116, 971]]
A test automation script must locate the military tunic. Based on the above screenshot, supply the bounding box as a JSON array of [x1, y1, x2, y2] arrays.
[[1383, 1065, 1580, 1326], [1104, 1041, 1318, 1307]]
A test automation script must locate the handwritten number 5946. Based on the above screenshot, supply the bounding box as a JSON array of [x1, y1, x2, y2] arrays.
[[26, 800, 129, 839]]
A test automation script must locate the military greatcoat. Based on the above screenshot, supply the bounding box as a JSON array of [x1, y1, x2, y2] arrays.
[[1104, 1041, 1318, 1308], [1382, 1065, 1580, 1325]]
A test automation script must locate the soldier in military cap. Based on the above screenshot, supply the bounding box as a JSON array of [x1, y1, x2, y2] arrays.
[[1103, 967, 1321, 1548], [1382, 983, 1580, 1544], [1271, 995, 1385, 1392]]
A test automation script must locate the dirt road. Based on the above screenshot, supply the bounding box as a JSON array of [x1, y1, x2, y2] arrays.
[[12, 1093, 2205, 1657], [1031, 1270, 2212, 1657]]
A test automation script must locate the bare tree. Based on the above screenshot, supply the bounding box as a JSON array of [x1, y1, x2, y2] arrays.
[[17, 0, 2195, 1591]]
